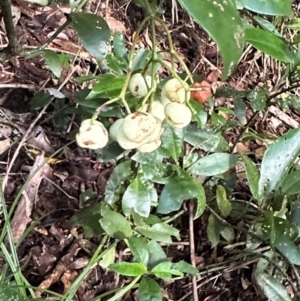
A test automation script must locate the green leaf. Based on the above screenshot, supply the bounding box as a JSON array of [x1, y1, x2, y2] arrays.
[[258, 129, 300, 200], [262, 217, 300, 265], [172, 261, 199, 276], [160, 122, 183, 162], [151, 261, 183, 280], [157, 168, 206, 215], [220, 225, 235, 242], [69, 203, 103, 238], [280, 170, 300, 196], [245, 28, 294, 63], [216, 185, 231, 217], [100, 211, 132, 239], [233, 98, 247, 124], [247, 89, 267, 111], [70, 13, 110, 60], [113, 32, 128, 61], [253, 16, 281, 36], [132, 48, 152, 71], [106, 54, 127, 75], [184, 125, 229, 152], [104, 161, 134, 205], [96, 141, 125, 162], [188, 153, 238, 176], [241, 155, 259, 200], [135, 223, 180, 243], [44, 50, 62, 77], [255, 256, 293, 301], [178, 0, 245, 79], [122, 175, 157, 217], [142, 162, 173, 184], [99, 245, 116, 268], [239, 0, 292, 16], [90, 75, 126, 97], [108, 262, 147, 276], [207, 214, 221, 248], [138, 277, 162, 301], [147, 240, 168, 269], [0, 282, 28, 301], [128, 236, 149, 266], [23, 0, 47, 4]]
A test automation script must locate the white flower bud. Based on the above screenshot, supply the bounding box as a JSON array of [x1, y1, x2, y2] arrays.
[[76, 119, 108, 150], [164, 103, 192, 128], [145, 118, 164, 143], [122, 111, 157, 143], [137, 139, 161, 153], [129, 73, 152, 98], [109, 118, 124, 141], [141, 101, 165, 121], [116, 126, 142, 150], [161, 78, 190, 103]]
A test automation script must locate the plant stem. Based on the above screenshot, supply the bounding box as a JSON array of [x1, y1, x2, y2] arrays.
[[0, 0, 22, 56]]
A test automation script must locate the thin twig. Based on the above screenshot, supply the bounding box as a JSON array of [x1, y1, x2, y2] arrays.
[[188, 200, 198, 301]]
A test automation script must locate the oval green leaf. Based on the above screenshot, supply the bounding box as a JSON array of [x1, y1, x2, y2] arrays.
[[100, 211, 132, 239], [178, 0, 245, 79], [239, 0, 292, 16], [138, 278, 162, 301], [245, 28, 294, 63], [188, 153, 238, 176], [108, 262, 147, 276], [258, 129, 300, 200], [70, 12, 110, 60]]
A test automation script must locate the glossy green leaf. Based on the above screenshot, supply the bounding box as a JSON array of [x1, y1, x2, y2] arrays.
[[216, 185, 231, 217], [142, 162, 173, 184], [90, 75, 126, 97], [184, 125, 229, 152], [151, 261, 183, 280], [106, 54, 127, 75], [280, 170, 300, 196], [122, 175, 157, 217], [132, 48, 151, 71], [157, 168, 206, 215], [96, 142, 125, 162], [247, 89, 267, 111], [188, 153, 238, 176], [241, 155, 259, 200], [138, 277, 162, 301], [220, 225, 235, 242], [24, 0, 47, 4], [128, 236, 149, 266], [113, 32, 128, 61], [160, 122, 183, 162], [70, 13, 110, 60], [178, 0, 245, 79], [69, 203, 103, 238], [239, 0, 292, 16], [258, 129, 300, 200], [0, 283, 28, 301], [245, 28, 294, 63], [290, 201, 300, 232], [105, 161, 134, 205], [99, 244, 116, 268], [207, 214, 221, 248], [262, 217, 300, 265], [44, 50, 62, 78], [190, 101, 208, 127], [172, 261, 199, 276], [135, 223, 179, 243], [146, 240, 168, 269], [255, 256, 293, 301], [253, 16, 281, 36], [108, 262, 147, 276], [100, 211, 132, 240]]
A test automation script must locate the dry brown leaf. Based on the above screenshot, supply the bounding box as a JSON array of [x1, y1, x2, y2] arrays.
[[11, 152, 53, 242], [107, 16, 126, 34]]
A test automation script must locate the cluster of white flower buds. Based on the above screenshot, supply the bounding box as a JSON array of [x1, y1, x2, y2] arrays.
[[76, 73, 192, 153]]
